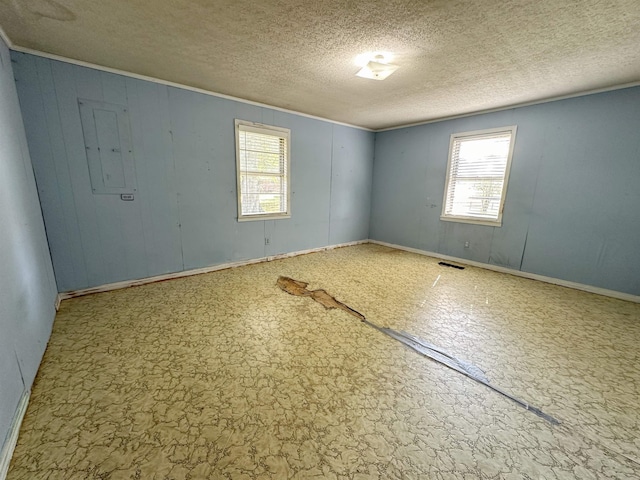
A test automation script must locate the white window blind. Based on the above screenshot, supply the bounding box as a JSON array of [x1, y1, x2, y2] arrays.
[[441, 126, 516, 226], [235, 120, 290, 221]]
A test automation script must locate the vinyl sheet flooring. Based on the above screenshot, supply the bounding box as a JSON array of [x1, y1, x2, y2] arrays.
[[8, 244, 640, 479]]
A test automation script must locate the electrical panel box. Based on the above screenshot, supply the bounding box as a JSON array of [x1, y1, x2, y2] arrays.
[[78, 99, 137, 195]]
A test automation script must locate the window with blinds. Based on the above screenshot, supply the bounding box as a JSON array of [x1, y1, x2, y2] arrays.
[[235, 120, 291, 221], [441, 126, 517, 226]]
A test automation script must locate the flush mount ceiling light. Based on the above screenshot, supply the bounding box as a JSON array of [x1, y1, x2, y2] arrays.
[[355, 53, 399, 81]]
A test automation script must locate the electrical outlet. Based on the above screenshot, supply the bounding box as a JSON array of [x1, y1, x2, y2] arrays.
[[464, 241, 470, 248], [265, 238, 270, 245]]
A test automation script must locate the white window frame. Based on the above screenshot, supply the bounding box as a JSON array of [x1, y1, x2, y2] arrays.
[[235, 119, 291, 222], [441, 125, 517, 227]]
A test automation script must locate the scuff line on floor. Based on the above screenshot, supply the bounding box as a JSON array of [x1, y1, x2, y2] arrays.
[[276, 275, 560, 425]]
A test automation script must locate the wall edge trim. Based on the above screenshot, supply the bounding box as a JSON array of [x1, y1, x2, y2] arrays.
[[375, 81, 640, 132], [369, 240, 640, 304], [8, 44, 373, 132], [0, 389, 30, 480], [58, 240, 369, 300], [5, 26, 640, 133], [0, 25, 11, 49]]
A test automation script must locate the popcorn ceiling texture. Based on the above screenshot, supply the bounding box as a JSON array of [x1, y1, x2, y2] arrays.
[[8, 244, 640, 479], [1, 0, 639, 129]]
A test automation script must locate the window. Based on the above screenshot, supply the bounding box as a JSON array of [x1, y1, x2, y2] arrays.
[[235, 120, 291, 221], [441, 126, 517, 226]]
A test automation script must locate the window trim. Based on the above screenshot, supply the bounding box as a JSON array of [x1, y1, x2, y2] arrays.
[[440, 125, 517, 227], [235, 119, 291, 222]]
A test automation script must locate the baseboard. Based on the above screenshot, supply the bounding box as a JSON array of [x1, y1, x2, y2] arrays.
[[369, 240, 640, 304], [57, 238, 638, 304], [0, 390, 30, 480], [54, 294, 62, 311], [59, 240, 369, 300]]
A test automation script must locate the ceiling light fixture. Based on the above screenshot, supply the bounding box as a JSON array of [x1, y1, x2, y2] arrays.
[[356, 53, 399, 81]]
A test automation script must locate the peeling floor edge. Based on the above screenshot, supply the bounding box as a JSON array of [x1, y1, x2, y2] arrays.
[[0, 389, 30, 480], [370, 240, 640, 304], [57, 239, 639, 304], [58, 240, 369, 301]]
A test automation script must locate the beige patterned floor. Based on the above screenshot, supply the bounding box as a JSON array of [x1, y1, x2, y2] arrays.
[[8, 244, 640, 479]]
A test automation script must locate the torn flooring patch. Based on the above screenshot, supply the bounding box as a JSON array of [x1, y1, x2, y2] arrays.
[[277, 276, 365, 320], [277, 276, 559, 425]]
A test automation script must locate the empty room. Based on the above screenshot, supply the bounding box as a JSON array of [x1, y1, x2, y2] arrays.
[[1, 1, 639, 479]]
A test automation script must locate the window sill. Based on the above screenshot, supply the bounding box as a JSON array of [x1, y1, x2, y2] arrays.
[[440, 215, 502, 227], [238, 214, 291, 222]]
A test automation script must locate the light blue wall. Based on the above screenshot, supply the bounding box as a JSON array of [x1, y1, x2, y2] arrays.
[[12, 52, 374, 292], [371, 88, 640, 295], [0, 39, 57, 450], [12, 50, 639, 299]]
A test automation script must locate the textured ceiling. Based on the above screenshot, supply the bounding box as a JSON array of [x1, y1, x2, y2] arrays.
[[1, 0, 640, 129]]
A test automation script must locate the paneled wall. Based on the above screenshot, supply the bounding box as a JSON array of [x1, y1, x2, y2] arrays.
[[371, 87, 640, 295], [11, 51, 640, 301], [13, 52, 374, 292], [0, 39, 57, 453]]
